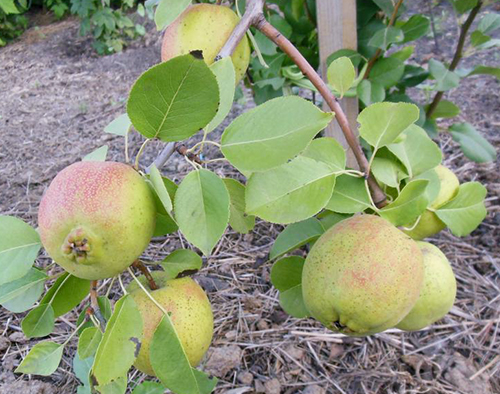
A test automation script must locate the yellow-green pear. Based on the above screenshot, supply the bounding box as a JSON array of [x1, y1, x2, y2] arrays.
[[127, 272, 214, 376], [397, 242, 456, 331], [161, 4, 251, 83], [404, 165, 459, 240], [302, 215, 424, 336]]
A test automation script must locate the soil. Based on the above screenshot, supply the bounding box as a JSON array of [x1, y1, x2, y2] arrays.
[[0, 1, 499, 394]]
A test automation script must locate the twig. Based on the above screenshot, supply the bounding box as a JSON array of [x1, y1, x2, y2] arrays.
[[254, 16, 387, 206], [90, 280, 106, 331], [426, 1, 483, 118], [132, 260, 159, 290], [364, 0, 405, 79], [177, 144, 203, 164], [147, 142, 176, 173], [427, 0, 440, 52]]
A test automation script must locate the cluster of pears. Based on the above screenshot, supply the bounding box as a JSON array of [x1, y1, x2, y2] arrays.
[[38, 161, 214, 375]]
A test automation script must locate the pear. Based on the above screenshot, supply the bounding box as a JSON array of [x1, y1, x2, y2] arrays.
[[161, 4, 251, 84], [396, 242, 456, 331], [38, 161, 156, 280], [302, 215, 424, 336], [404, 165, 459, 240], [127, 272, 214, 376]]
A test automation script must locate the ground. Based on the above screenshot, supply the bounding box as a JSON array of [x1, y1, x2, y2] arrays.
[[0, 2, 499, 394]]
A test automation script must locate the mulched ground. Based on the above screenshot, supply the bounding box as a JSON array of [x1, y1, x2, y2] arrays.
[[0, 1, 499, 393]]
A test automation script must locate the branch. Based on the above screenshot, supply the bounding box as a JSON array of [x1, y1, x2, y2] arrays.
[[426, 1, 482, 118], [254, 17, 387, 206], [364, 0, 405, 79], [132, 260, 159, 290], [147, 142, 176, 173], [90, 280, 106, 331]]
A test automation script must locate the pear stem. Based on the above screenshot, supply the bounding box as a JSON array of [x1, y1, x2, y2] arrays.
[[90, 280, 106, 331], [132, 260, 159, 290]]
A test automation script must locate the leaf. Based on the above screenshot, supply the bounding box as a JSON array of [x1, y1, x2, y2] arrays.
[[104, 114, 131, 136], [466, 65, 500, 80], [175, 169, 230, 256], [451, 0, 478, 14], [246, 156, 336, 224], [391, 46, 415, 62], [368, 26, 404, 50], [206, 58, 236, 133], [470, 30, 491, 47], [357, 79, 386, 107], [435, 182, 487, 236], [91, 295, 143, 386], [73, 352, 94, 390], [428, 59, 460, 91], [379, 180, 429, 226], [220, 96, 333, 172], [132, 382, 166, 394], [271, 256, 309, 318], [40, 273, 90, 317], [148, 165, 173, 215], [127, 54, 219, 142], [300, 137, 346, 172], [477, 13, 500, 35], [326, 49, 363, 68], [327, 57, 356, 98], [373, 0, 406, 16], [317, 211, 351, 230], [77, 297, 112, 334], [153, 213, 179, 237], [0, 268, 47, 313], [269, 218, 325, 260], [192, 369, 218, 394], [369, 57, 405, 88], [401, 14, 430, 42], [325, 175, 371, 213], [78, 327, 103, 360], [0, 215, 41, 285], [15, 341, 64, 376], [371, 156, 408, 188], [387, 125, 442, 178], [0, 0, 20, 14], [358, 102, 420, 152], [159, 249, 203, 279], [223, 178, 256, 234], [449, 122, 496, 163], [154, 0, 191, 31], [83, 146, 108, 162], [21, 303, 55, 338], [398, 65, 429, 87], [429, 100, 460, 119], [95, 376, 127, 394], [414, 169, 441, 204]]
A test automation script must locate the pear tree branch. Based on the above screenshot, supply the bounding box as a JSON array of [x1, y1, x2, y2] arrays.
[[132, 260, 158, 290]]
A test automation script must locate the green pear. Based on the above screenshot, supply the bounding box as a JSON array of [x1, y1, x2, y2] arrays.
[[396, 242, 456, 331], [127, 272, 214, 376], [404, 165, 459, 240], [38, 161, 156, 280], [161, 4, 251, 83], [302, 215, 424, 336]]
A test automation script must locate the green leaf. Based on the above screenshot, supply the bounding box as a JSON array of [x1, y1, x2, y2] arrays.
[[127, 54, 219, 142], [373, 0, 406, 16], [477, 13, 500, 34], [154, 0, 190, 31], [327, 57, 356, 98], [192, 369, 218, 394], [451, 0, 478, 14], [429, 100, 460, 119], [0, 268, 47, 313], [369, 57, 405, 88], [358, 102, 420, 151], [450, 122, 497, 163], [279, 286, 309, 318], [470, 30, 491, 47], [300, 137, 346, 172], [73, 352, 94, 391], [317, 211, 351, 230], [271, 256, 308, 318], [15, 341, 64, 376], [391, 46, 415, 62], [435, 182, 487, 237], [357, 80, 386, 107], [246, 156, 336, 224], [398, 65, 429, 87], [466, 65, 500, 80], [387, 125, 442, 178], [223, 178, 255, 234], [153, 213, 179, 237], [206, 58, 236, 133], [159, 249, 203, 279], [40, 273, 90, 317], [0, 215, 41, 285], [413, 168, 441, 204], [78, 327, 103, 359], [401, 15, 430, 42], [77, 297, 112, 334], [132, 382, 166, 394], [148, 165, 173, 215], [91, 295, 143, 387], [429, 59, 460, 91], [0, 0, 20, 14], [368, 26, 404, 50], [175, 169, 230, 256], [104, 114, 131, 136], [269, 218, 325, 260], [379, 180, 429, 226], [325, 175, 371, 213], [83, 146, 108, 161], [220, 96, 333, 172], [326, 49, 363, 68], [95, 376, 127, 394], [371, 155, 408, 188], [21, 303, 55, 338]]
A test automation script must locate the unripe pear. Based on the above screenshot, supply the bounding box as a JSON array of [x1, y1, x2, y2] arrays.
[[127, 272, 214, 376], [404, 165, 459, 240], [396, 242, 456, 331], [38, 161, 156, 280], [302, 215, 424, 336], [161, 4, 251, 83]]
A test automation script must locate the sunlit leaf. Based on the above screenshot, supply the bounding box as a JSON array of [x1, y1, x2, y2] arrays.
[[327, 57, 356, 98], [300, 137, 346, 172], [379, 180, 429, 226], [15, 341, 64, 376], [0, 268, 47, 313], [206, 58, 236, 133], [154, 0, 191, 31], [132, 382, 166, 394], [40, 273, 90, 317], [325, 175, 371, 213], [78, 327, 103, 359]]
